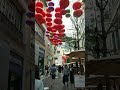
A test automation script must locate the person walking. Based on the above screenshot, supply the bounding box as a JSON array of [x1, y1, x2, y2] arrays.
[[50, 64, 57, 87], [58, 65, 62, 78], [45, 65, 49, 76], [70, 65, 74, 85], [63, 65, 69, 86]]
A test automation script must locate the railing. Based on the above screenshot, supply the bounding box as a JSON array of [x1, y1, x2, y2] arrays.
[[0, 11, 23, 45]]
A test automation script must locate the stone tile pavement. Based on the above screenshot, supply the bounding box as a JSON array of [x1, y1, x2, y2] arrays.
[[43, 74, 77, 90]]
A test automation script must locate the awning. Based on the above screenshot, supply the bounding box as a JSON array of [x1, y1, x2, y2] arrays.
[[67, 50, 85, 58], [86, 55, 120, 75]]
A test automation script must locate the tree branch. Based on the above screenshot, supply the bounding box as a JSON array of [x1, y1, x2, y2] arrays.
[[103, 0, 108, 9]]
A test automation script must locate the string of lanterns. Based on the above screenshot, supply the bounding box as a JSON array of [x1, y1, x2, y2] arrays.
[[26, 0, 83, 46]]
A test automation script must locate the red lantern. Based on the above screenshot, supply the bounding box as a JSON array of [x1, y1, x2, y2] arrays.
[[55, 7, 61, 12], [51, 32, 57, 36], [41, 11, 46, 17], [46, 8, 51, 12], [73, 2, 82, 10], [36, 1, 44, 8], [73, 9, 83, 17], [54, 18, 62, 24], [28, 2, 35, 12], [51, 29, 57, 32], [46, 13, 52, 17], [37, 18, 45, 24], [58, 33, 65, 37], [55, 12, 62, 18], [60, 0, 69, 9], [35, 13, 43, 20], [61, 9, 66, 15], [46, 22, 52, 26], [49, 38, 54, 41], [53, 24, 65, 30], [47, 26, 52, 31], [58, 29, 65, 32], [46, 17, 52, 22], [48, 2, 54, 6], [35, 7, 43, 13]]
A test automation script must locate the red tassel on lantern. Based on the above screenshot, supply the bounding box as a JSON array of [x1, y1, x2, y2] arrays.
[[73, 2, 82, 10], [73, 9, 83, 17]]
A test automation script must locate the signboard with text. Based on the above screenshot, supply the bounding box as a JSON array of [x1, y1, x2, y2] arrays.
[[74, 75, 85, 88]]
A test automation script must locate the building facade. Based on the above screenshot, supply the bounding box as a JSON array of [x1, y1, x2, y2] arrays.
[[0, 0, 35, 90]]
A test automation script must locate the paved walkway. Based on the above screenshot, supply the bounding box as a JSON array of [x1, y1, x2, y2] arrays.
[[43, 74, 77, 90]]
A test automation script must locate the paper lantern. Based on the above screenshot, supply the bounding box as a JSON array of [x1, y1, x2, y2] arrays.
[[55, 12, 62, 18], [28, 2, 35, 12], [58, 29, 65, 32], [53, 24, 65, 30], [48, 2, 54, 6], [46, 17, 52, 22], [73, 9, 83, 17], [37, 18, 45, 24], [48, 6, 54, 12], [36, 1, 44, 8], [46, 8, 51, 12], [66, 13, 70, 18], [26, 12, 35, 18], [55, 7, 61, 12], [51, 29, 57, 32], [61, 9, 66, 15], [58, 33, 65, 37], [73, 2, 82, 10], [41, 11, 46, 17], [54, 18, 62, 24], [46, 13, 52, 17], [46, 22, 52, 26], [60, 0, 69, 9], [47, 26, 52, 31], [26, 20, 34, 25], [51, 32, 57, 36], [35, 7, 43, 13], [35, 13, 43, 20]]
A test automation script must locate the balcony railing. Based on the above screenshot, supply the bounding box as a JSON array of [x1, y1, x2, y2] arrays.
[[0, 11, 23, 45]]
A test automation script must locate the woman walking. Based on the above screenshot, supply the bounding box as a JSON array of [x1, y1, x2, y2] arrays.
[[50, 64, 57, 87], [63, 65, 69, 86]]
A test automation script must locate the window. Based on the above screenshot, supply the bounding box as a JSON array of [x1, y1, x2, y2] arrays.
[[57, 51, 60, 54]]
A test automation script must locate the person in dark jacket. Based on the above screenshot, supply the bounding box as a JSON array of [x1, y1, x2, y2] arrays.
[[70, 65, 74, 85]]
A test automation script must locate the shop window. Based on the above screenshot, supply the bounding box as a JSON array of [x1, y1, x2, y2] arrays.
[[57, 51, 60, 53]]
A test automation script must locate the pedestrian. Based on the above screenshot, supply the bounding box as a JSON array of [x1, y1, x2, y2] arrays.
[[35, 66, 44, 90], [45, 65, 49, 76], [63, 65, 69, 86], [58, 65, 62, 78], [50, 64, 57, 87], [70, 65, 74, 85]]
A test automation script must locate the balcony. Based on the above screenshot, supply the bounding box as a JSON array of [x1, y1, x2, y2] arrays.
[[0, 11, 23, 45]]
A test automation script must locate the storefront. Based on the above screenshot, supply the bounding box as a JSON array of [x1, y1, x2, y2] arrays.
[[8, 51, 23, 90]]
